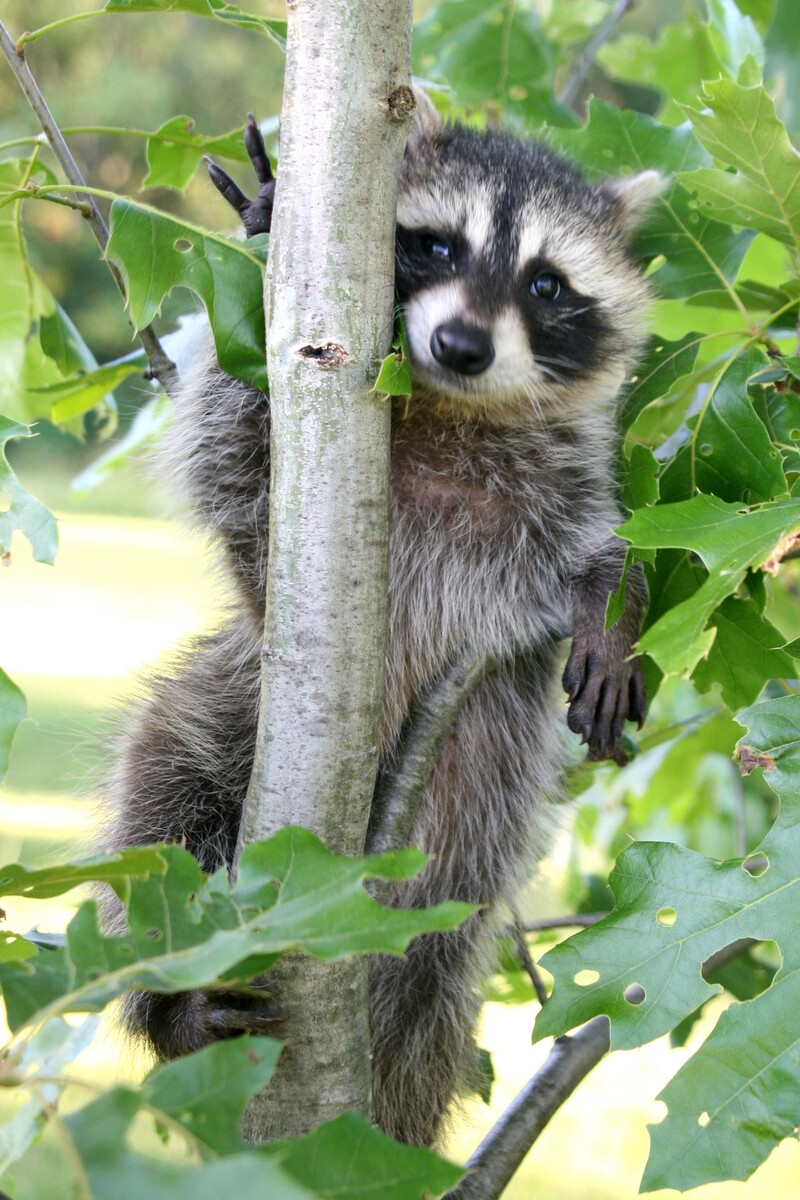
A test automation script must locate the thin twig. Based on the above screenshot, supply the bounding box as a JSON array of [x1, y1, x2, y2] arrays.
[[558, 0, 636, 111], [520, 913, 604, 933], [444, 1019, 611, 1200], [701, 937, 758, 979], [0, 19, 178, 396], [509, 909, 548, 1007]]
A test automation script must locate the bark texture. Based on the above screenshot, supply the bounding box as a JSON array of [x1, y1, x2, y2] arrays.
[[238, 0, 413, 1141]]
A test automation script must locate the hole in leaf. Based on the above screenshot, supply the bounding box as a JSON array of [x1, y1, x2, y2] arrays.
[[698, 1111, 710, 1127], [699, 443, 712, 455], [174, 238, 193, 253], [742, 854, 769, 878], [654, 344, 664, 353], [656, 906, 677, 927], [146, 928, 163, 940], [624, 983, 645, 1005], [574, 969, 600, 987]]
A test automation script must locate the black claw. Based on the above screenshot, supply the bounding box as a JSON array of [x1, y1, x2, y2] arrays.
[[207, 115, 276, 239], [245, 113, 274, 184], [206, 156, 249, 215], [628, 667, 647, 727]]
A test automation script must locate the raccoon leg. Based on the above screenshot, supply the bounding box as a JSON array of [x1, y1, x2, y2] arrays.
[[102, 616, 281, 1059], [563, 551, 648, 763], [370, 650, 564, 1145], [205, 113, 275, 237]]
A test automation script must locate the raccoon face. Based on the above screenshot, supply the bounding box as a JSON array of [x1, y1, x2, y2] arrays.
[[395, 94, 660, 416]]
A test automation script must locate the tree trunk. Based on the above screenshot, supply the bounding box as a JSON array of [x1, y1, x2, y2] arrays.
[[239, 0, 414, 1142]]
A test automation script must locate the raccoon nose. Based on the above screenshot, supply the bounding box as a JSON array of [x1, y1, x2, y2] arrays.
[[430, 321, 495, 376]]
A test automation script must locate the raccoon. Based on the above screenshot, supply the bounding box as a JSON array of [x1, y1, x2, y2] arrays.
[[102, 91, 656, 1147]]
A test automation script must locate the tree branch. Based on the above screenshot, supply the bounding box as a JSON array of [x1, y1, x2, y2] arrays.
[[558, 0, 636, 111], [0, 19, 178, 396], [444, 1019, 611, 1200], [238, 0, 414, 1143], [509, 910, 548, 1007]]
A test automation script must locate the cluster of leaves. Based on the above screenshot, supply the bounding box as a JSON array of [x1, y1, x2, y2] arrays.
[[2, 0, 800, 1194], [0, 827, 469, 1196]]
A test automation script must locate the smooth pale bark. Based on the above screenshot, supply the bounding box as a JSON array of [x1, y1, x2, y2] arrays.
[[239, 0, 413, 1141]]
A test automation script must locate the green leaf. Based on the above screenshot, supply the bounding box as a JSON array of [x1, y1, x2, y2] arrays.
[[619, 494, 800, 674], [0, 846, 166, 900], [536, 696, 800, 1191], [0, 161, 66, 424], [0, 829, 473, 1031], [691, 595, 797, 707], [550, 101, 755, 298], [0, 668, 26, 784], [413, 0, 573, 130], [26, 362, 144, 424], [704, 0, 765, 83], [0, 417, 58, 563], [102, 0, 286, 47], [642, 696, 800, 1191], [679, 82, 800, 250], [106, 199, 267, 390], [619, 444, 660, 513], [72, 393, 172, 492], [60, 1089, 314, 1200], [599, 19, 722, 124], [0, 1016, 101, 1175], [265, 1113, 463, 1199], [619, 332, 703, 433], [142, 1037, 282, 1155], [753, 382, 800, 473], [373, 318, 412, 396], [144, 116, 250, 190], [660, 348, 786, 504]]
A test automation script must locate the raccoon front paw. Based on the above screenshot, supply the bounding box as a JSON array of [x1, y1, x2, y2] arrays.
[[205, 113, 275, 238], [562, 636, 646, 765], [123, 982, 283, 1061]]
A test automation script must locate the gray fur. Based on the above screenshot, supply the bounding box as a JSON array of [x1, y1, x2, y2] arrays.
[[101, 103, 653, 1146]]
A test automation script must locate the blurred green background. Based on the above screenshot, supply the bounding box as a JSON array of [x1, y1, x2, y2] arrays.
[[2, 2, 800, 1196]]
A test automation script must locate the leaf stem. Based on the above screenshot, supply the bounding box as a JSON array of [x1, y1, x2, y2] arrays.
[[15, 10, 107, 49], [0, 18, 178, 396]]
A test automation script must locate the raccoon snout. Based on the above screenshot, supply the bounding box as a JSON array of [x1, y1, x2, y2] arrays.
[[430, 321, 495, 376]]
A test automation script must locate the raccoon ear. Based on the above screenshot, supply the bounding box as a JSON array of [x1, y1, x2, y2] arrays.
[[601, 170, 664, 237], [406, 86, 443, 154]]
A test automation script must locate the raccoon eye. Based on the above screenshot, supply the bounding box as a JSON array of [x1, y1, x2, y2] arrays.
[[530, 271, 562, 300], [421, 234, 451, 262]]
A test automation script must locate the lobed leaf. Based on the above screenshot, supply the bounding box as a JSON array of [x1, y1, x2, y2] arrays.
[[550, 100, 755, 298], [537, 696, 800, 1191], [264, 1112, 464, 1199], [0, 417, 58, 564], [619, 494, 800, 674], [659, 348, 786, 504], [619, 332, 703, 433], [103, 0, 286, 47], [413, 0, 572, 130], [680, 82, 800, 250], [691, 596, 797, 708], [0, 828, 474, 1031], [144, 115, 251, 190], [107, 199, 267, 389]]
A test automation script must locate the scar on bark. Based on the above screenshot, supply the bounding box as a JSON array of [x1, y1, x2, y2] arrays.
[[297, 343, 349, 367]]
